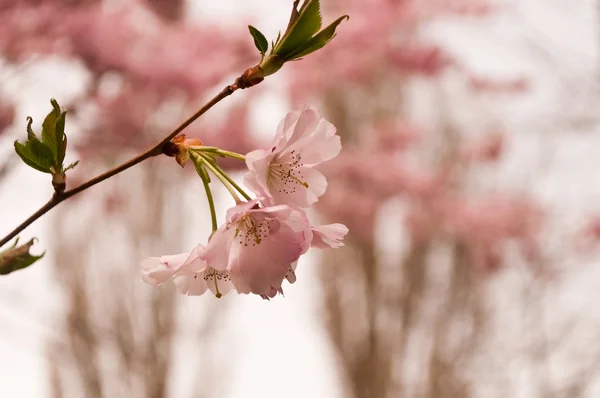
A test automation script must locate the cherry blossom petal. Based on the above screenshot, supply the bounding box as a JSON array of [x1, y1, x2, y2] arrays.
[[228, 222, 302, 295], [173, 272, 209, 296], [203, 226, 234, 271], [140, 252, 190, 286], [181, 244, 210, 273], [283, 107, 320, 148], [218, 201, 311, 296], [282, 118, 341, 165], [311, 223, 349, 248], [284, 261, 299, 283], [276, 110, 301, 138], [244, 151, 275, 205]]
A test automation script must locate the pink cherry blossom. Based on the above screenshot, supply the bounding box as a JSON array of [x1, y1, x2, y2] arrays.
[[138, 199, 321, 299], [139, 244, 233, 297], [244, 107, 341, 209], [204, 199, 313, 297]]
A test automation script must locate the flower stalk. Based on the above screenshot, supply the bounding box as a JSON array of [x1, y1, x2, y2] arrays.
[[192, 152, 241, 203], [199, 165, 218, 233], [192, 146, 246, 162], [204, 157, 252, 201]]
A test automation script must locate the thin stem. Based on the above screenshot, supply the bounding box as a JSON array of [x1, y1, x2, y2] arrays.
[[0, 85, 237, 248], [200, 167, 218, 233], [195, 146, 246, 162], [195, 153, 241, 203], [205, 157, 253, 201]]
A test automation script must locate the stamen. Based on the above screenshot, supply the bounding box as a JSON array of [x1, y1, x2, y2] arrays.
[[212, 269, 222, 298], [235, 215, 272, 247], [290, 174, 309, 188], [268, 150, 310, 193]]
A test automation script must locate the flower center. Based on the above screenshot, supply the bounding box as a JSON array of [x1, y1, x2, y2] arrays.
[[268, 150, 309, 195], [201, 267, 230, 298], [234, 215, 275, 247]]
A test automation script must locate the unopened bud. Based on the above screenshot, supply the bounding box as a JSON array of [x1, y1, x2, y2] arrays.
[[234, 65, 266, 90]]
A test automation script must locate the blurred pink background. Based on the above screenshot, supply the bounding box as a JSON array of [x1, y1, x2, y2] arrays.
[[1, 0, 600, 397]]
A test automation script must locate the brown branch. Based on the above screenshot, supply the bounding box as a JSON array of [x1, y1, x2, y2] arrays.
[[0, 84, 237, 248]]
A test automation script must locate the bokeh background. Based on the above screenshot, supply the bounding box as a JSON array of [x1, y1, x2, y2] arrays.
[[1, 0, 600, 397]]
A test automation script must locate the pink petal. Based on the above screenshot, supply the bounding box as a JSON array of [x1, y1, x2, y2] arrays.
[[140, 252, 189, 286], [243, 171, 274, 206], [225, 198, 261, 223], [311, 223, 349, 248], [244, 151, 275, 204], [228, 228, 298, 294], [203, 225, 234, 271], [227, 207, 310, 295], [247, 204, 292, 220], [284, 118, 341, 165], [276, 110, 300, 138], [173, 273, 209, 296], [284, 107, 320, 148], [180, 244, 209, 273], [284, 261, 298, 283], [261, 286, 284, 300], [245, 148, 269, 170]]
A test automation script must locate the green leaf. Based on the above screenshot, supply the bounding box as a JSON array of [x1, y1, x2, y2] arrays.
[[271, 31, 282, 53], [286, 15, 349, 59], [30, 137, 54, 162], [16, 99, 75, 180], [55, 110, 67, 165], [41, 99, 61, 160], [287, 0, 301, 29], [26, 117, 37, 140], [14, 139, 54, 173], [275, 0, 323, 58], [64, 160, 79, 172], [248, 25, 269, 55], [41, 99, 67, 165], [14, 141, 47, 172], [0, 238, 45, 275]]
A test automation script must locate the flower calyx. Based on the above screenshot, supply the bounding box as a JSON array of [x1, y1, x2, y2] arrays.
[[163, 134, 202, 167]]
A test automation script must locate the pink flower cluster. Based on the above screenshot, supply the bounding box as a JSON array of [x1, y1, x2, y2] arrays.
[[140, 108, 348, 299]]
